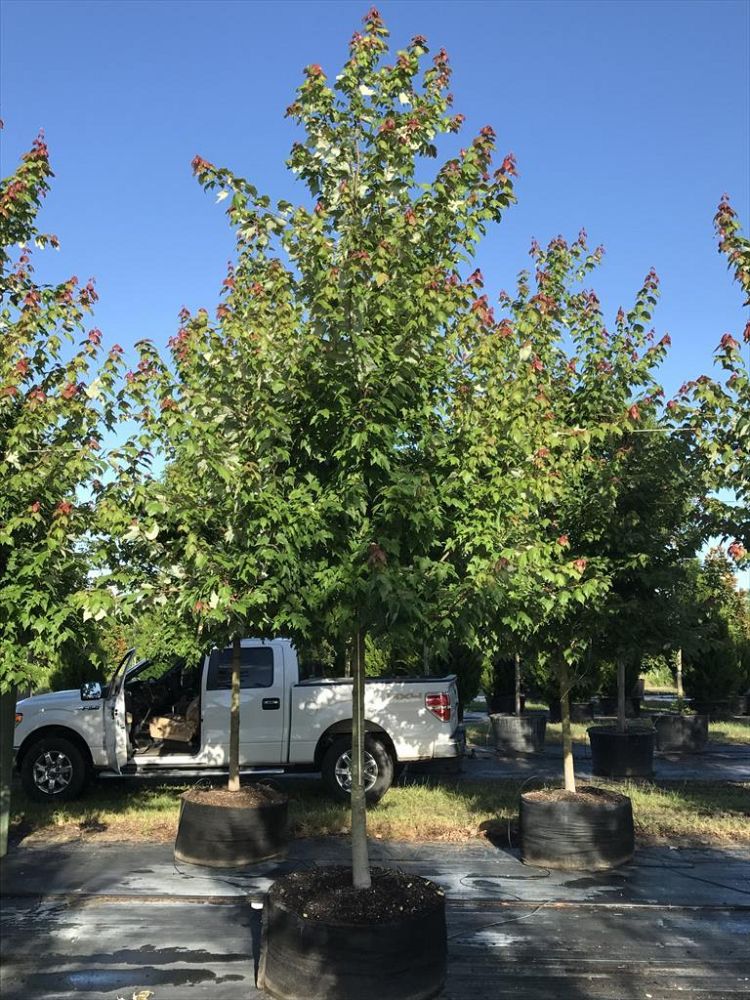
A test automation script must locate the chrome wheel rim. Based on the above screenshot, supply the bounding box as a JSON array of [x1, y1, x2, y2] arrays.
[[334, 748, 378, 793], [32, 750, 74, 795]]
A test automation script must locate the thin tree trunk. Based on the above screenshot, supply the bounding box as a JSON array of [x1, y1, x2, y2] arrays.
[[351, 625, 371, 889], [675, 648, 684, 700], [514, 652, 522, 717], [559, 660, 576, 794], [0, 687, 17, 858], [228, 636, 241, 792], [617, 657, 627, 734], [422, 642, 429, 677]]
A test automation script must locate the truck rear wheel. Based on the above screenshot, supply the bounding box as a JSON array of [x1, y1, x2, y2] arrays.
[[20, 736, 88, 802], [321, 736, 395, 805]]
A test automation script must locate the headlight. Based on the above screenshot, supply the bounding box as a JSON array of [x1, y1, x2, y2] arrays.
[[15, 713, 23, 725]]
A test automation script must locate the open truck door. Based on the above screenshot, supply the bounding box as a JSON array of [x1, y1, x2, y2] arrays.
[[104, 649, 139, 774]]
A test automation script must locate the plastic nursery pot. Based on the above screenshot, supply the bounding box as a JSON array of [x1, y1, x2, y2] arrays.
[[653, 713, 708, 753], [490, 712, 547, 754], [519, 786, 634, 871], [587, 726, 655, 779], [174, 784, 288, 868], [258, 866, 447, 1000]]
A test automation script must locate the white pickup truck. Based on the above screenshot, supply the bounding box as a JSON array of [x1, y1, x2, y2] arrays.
[[13, 638, 464, 803]]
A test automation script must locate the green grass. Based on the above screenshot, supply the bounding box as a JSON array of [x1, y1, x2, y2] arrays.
[[10, 774, 749, 848]]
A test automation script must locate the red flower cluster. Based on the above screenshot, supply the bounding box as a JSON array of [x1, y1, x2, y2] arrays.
[[499, 153, 517, 176], [573, 558, 587, 574], [719, 333, 739, 351], [87, 328, 102, 345], [557, 535, 570, 547], [728, 541, 746, 562], [54, 501, 73, 517], [497, 320, 513, 338], [191, 155, 212, 175], [29, 501, 41, 513], [628, 404, 640, 421]]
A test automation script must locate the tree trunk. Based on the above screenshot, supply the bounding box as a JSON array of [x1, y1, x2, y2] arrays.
[[675, 648, 684, 700], [422, 641, 429, 677], [0, 687, 17, 858], [617, 657, 627, 734], [559, 660, 576, 794], [514, 653, 522, 717], [351, 626, 371, 890], [228, 636, 241, 792]]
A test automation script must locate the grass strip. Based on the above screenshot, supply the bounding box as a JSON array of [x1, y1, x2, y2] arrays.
[[10, 775, 749, 848]]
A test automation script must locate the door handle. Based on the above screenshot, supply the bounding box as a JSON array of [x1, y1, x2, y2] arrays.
[[262, 698, 280, 710]]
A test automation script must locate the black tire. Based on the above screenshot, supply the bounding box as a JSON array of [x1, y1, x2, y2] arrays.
[[20, 736, 88, 803], [321, 736, 395, 805]]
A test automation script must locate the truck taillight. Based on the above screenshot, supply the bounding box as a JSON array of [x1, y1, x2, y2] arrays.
[[15, 713, 23, 726], [425, 692, 451, 722]]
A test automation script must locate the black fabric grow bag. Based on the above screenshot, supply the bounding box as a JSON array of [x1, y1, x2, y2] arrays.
[[547, 701, 592, 724], [653, 713, 708, 752], [588, 726, 654, 778], [490, 712, 547, 754], [519, 787, 634, 870], [258, 870, 447, 1000], [174, 793, 288, 868], [487, 693, 526, 714]]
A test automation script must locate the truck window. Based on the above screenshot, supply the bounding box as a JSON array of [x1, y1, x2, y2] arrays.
[[206, 646, 274, 690]]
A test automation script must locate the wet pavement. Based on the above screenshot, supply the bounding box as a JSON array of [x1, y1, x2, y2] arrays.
[[2, 838, 749, 999]]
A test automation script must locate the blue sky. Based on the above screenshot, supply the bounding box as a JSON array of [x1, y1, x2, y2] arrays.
[[2, 0, 748, 398]]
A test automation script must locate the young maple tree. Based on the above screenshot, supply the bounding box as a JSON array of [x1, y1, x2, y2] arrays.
[[0, 131, 121, 854], [457, 230, 708, 790], [98, 12, 516, 888]]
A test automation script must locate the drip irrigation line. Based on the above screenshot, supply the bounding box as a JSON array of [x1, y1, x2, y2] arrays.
[[447, 903, 547, 941]]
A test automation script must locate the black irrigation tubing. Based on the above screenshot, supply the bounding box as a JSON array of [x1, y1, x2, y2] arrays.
[[447, 904, 548, 941]]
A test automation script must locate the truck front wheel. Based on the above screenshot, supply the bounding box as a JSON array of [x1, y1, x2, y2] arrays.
[[321, 736, 395, 805], [20, 737, 88, 803]]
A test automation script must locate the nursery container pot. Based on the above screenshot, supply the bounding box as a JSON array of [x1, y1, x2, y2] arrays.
[[175, 784, 288, 868], [653, 713, 708, 752], [519, 786, 634, 871], [258, 866, 447, 1000], [587, 726, 654, 778], [490, 712, 547, 754]]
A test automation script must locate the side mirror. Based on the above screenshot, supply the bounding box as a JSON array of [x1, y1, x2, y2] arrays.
[[80, 681, 103, 702]]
